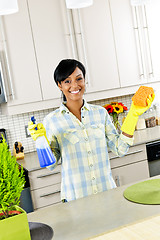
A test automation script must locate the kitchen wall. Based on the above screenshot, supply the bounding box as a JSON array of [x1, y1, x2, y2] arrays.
[[0, 93, 157, 154]]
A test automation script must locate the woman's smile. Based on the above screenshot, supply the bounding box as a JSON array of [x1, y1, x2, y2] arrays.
[[70, 89, 81, 94]]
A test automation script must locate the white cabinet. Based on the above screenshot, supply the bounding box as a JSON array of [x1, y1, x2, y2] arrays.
[[1, 0, 160, 115], [110, 144, 150, 187], [0, 0, 72, 115], [72, 0, 120, 94], [29, 164, 61, 210], [0, 0, 42, 105], [110, 0, 160, 87], [27, 0, 72, 101], [70, 0, 160, 102], [110, 0, 146, 87], [145, 0, 160, 83]]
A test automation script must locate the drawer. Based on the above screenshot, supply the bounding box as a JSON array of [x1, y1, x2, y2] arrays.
[[109, 144, 147, 169], [111, 160, 149, 187], [29, 165, 61, 190], [31, 183, 61, 209]]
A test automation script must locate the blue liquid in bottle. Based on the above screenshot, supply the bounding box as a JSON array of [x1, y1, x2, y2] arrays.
[[36, 138, 56, 168], [31, 116, 56, 168]]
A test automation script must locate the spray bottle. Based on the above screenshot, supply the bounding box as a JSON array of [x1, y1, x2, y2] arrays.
[[31, 116, 56, 168]]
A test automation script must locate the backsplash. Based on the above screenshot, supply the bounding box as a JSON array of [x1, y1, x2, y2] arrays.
[[0, 94, 157, 154]]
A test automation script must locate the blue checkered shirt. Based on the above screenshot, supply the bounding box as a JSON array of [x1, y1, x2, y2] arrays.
[[43, 100, 133, 202]]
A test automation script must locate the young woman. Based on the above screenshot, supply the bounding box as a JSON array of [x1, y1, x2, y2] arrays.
[[29, 59, 154, 202]]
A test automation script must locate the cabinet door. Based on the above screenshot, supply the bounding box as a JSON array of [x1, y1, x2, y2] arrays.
[[72, 0, 120, 93], [145, 0, 160, 83], [28, 0, 73, 101], [110, 0, 147, 87], [111, 160, 149, 187], [2, 0, 42, 105]]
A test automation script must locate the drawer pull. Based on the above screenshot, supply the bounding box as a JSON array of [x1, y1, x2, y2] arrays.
[[110, 149, 143, 160], [37, 172, 60, 178], [115, 175, 121, 187], [40, 190, 61, 198]]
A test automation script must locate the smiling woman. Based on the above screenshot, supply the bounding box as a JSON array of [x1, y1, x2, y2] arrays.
[[28, 59, 154, 204]]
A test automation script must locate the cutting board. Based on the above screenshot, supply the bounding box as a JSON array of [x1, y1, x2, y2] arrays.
[[87, 214, 160, 240]]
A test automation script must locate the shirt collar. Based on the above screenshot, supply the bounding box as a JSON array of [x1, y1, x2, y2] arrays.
[[60, 99, 90, 114]]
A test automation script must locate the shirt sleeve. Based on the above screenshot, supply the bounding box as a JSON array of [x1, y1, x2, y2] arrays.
[[43, 117, 61, 171], [105, 111, 133, 157]]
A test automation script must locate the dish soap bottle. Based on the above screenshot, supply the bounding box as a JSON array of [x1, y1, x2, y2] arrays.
[[31, 116, 56, 168]]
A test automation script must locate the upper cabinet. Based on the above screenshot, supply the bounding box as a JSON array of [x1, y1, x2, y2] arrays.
[[71, 0, 120, 94], [0, 0, 42, 105], [69, 0, 160, 102], [145, 0, 160, 83], [110, 0, 160, 87], [109, 0, 146, 87], [27, 0, 72, 101], [1, 0, 160, 115], [0, 0, 73, 114]]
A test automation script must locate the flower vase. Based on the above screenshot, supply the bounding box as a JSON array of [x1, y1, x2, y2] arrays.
[[112, 113, 121, 134]]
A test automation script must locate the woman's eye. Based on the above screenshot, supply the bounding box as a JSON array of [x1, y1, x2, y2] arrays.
[[64, 80, 70, 84], [77, 77, 82, 81]]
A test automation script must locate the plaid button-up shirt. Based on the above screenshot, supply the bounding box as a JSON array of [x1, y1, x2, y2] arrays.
[[43, 100, 133, 202]]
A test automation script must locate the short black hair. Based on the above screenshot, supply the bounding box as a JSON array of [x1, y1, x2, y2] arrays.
[[54, 59, 86, 86]]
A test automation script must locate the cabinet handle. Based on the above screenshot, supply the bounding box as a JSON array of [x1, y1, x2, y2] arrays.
[[40, 190, 60, 198], [0, 17, 15, 100], [66, 9, 77, 58], [132, 6, 146, 79], [141, 5, 154, 78], [132, 6, 144, 78], [0, 61, 6, 100], [77, 9, 91, 87], [115, 175, 120, 187], [110, 149, 143, 160], [37, 171, 60, 178]]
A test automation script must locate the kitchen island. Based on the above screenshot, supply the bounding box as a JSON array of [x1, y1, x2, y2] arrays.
[[27, 176, 160, 240], [18, 125, 160, 211]]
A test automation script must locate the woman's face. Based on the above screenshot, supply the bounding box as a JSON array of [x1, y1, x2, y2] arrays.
[[58, 67, 85, 103]]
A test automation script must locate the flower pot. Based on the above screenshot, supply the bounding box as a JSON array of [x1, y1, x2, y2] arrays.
[[0, 206, 31, 240]]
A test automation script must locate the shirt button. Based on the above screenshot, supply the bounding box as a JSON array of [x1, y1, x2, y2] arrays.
[[88, 151, 91, 154], [81, 126, 85, 130], [85, 137, 88, 141], [94, 190, 97, 194], [92, 177, 95, 180], [90, 164, 93, 167]]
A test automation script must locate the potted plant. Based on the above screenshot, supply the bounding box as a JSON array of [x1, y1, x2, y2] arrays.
[[0, 137, 31, 240]]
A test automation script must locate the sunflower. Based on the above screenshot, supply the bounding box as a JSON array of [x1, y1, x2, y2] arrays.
[[110, 102, 118, 105], [112, 104, 124, 114]]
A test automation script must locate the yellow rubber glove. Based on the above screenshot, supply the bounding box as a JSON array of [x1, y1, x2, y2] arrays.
[[121, 93, 155, 136], [28, 121, 49, 144]]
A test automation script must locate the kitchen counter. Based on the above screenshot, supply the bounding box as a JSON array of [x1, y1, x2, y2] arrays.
[[133, 125, 160, 145], [19, 125, 160, 172], [27, 176, 160, 240]]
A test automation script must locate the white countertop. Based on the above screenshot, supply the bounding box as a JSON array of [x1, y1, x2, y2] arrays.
[[133, 125, 160, 145], [27, 176, 160, 240]]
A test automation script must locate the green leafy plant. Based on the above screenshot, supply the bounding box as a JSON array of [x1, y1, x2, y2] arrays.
[[0, 138, 25, 219]]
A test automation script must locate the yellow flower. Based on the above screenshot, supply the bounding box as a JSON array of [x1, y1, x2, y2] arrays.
[[111, 102, 118, 105], [113, 104, 124, 114]]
